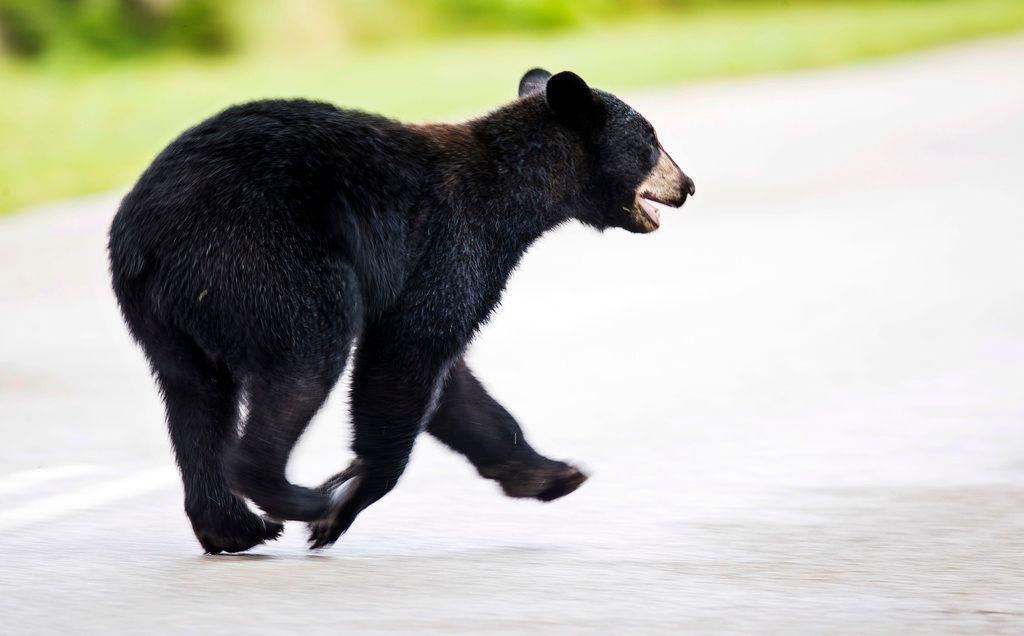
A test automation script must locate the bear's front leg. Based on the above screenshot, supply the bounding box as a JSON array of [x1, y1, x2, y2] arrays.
[[428, 359, 588, 501], [308, 319, 455, 549]]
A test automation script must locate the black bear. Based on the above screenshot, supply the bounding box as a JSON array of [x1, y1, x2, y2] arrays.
[[108, 68, 694, 553]]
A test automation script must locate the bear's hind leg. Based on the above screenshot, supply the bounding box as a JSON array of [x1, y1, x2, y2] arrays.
[[428, 360, 588, 502], [151, 335, 283, 555], [225, 360, 344, 523]]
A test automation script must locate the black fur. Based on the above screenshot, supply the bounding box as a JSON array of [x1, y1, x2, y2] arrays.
[[108, 69, 691, 553]]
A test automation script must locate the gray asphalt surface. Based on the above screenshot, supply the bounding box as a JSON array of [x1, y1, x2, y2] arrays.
[[2, 37, 1023, 634]]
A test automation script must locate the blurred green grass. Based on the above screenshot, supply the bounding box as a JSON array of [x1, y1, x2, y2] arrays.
[[3, 0, 1024, 215]]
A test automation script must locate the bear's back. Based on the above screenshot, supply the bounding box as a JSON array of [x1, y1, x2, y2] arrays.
[[109, 99, 430, 344]]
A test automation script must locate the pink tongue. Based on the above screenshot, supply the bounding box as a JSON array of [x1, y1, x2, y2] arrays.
[[639, 198, 660, 225]]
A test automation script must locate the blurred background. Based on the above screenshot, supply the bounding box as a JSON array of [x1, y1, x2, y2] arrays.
[[2, 2, 1024, 633], [2, 0, 1024, 214]]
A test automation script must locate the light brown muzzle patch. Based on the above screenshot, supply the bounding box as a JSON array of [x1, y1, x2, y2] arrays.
[[632, 146, 695, 232]]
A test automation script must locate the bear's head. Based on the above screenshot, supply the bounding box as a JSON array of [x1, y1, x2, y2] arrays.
[[518, 68, 695, 234]]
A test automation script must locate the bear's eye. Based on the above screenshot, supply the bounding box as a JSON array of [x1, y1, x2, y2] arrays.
[[648, 144, 660, 166]]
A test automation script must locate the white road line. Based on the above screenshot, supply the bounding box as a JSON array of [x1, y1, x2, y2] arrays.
[[0, 466, 178, 533], [0, 464, 109, 497]]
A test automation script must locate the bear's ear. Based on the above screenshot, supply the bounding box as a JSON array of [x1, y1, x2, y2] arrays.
[[545, 71, 603, 129], [519, 68, 552, 98]]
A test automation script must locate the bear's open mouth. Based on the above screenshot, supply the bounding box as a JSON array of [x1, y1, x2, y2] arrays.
[[636, 191, 676, 230]]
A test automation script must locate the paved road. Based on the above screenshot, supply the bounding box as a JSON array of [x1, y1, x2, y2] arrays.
[[2, 38, 1023, 634]]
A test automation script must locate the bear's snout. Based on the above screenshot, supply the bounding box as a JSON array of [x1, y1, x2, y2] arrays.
[[641, 147, 693, 209]]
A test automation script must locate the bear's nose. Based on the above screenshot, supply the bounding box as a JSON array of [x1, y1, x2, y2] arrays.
[[683, 174, 696, 197]]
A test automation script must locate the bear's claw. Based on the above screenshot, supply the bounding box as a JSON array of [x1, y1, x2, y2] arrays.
[[534, 466, 589, 502], [307, 461, 365, 550], [482, 459, 589, 502]]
